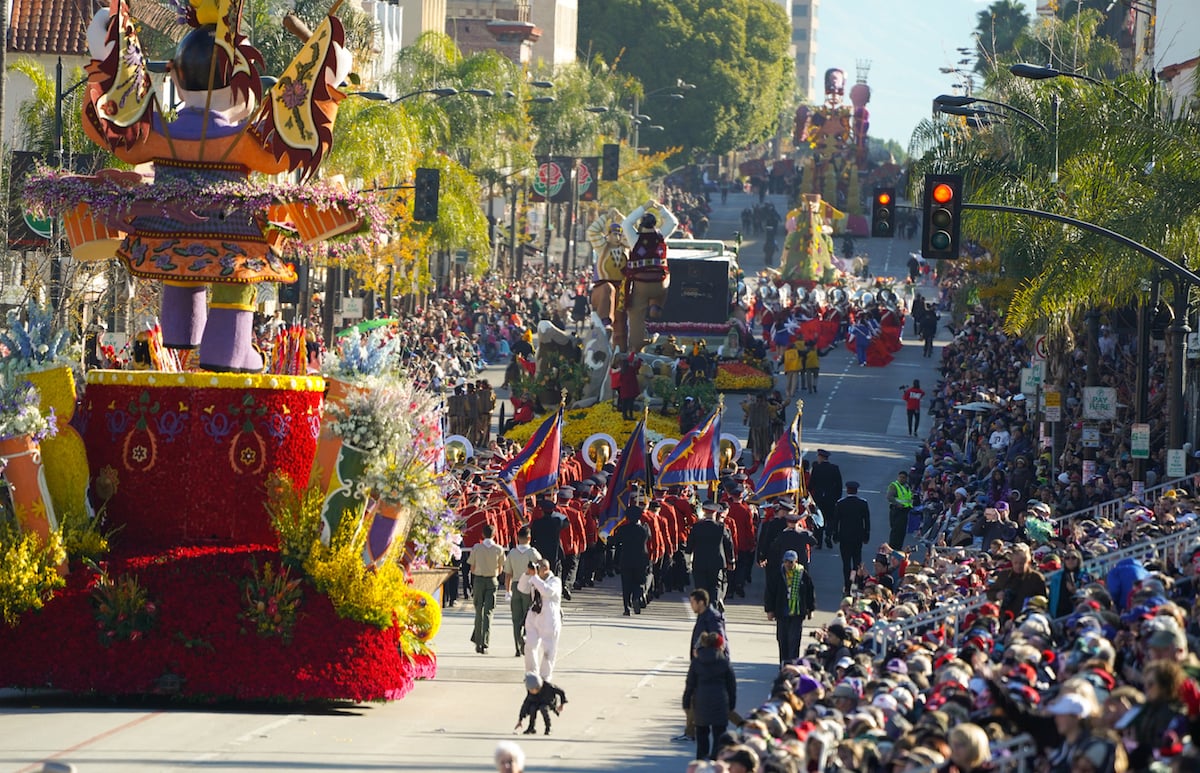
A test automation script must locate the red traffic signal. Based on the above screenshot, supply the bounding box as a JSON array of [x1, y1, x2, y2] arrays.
[[922, 174, 963, 259], [871, 187, 896, 238]]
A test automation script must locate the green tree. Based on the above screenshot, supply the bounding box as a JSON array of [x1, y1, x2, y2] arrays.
[[243, 0, 378, 79], [578, 0, 792, 156], [6, 58, 90, 158], [974, 0, 1031, 74]]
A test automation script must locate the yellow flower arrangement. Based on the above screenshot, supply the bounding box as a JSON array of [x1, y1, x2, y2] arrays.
[[506, 401, 679, 448], [86, 370, 325, 393]]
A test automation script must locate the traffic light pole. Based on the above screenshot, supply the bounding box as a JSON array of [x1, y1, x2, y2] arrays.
[[961, 201, 1196, 456], [959, 203, 1200, 287]]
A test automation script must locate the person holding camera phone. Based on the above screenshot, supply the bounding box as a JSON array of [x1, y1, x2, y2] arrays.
[[524, 559, 563, 680]]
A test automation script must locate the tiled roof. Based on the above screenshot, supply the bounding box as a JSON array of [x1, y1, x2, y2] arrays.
[[7, 0, 184, 56], [7, 0, 92, 56]]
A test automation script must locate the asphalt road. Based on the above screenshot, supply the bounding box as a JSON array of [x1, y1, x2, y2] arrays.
[[0, 192, 946, 773]]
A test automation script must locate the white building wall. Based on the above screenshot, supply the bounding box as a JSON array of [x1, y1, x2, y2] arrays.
[[397, 0, 447, 47], [1156, 0, 1200, 115], [361, 0, 405, 96], [530, 0, 577, 67]]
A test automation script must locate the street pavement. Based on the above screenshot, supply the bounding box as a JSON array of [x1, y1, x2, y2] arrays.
[[0, 192, 947, 773]]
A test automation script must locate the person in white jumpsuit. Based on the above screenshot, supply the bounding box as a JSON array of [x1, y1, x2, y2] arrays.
[[524, 559, 563, 681]]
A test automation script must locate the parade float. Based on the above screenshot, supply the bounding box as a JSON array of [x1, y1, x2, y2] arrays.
[[0, 0, 454, 703]]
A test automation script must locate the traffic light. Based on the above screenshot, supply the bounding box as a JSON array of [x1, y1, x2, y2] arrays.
[[413, 167, 440, 222], [921, 173, 963, 260], [601, 143, 620, 181], [871, 187, 896, 238]]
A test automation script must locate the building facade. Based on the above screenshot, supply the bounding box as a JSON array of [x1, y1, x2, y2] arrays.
[[792, 0, 819, 104]]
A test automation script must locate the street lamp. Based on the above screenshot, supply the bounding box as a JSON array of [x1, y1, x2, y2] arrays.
[[932, 94, 1047, 132], [1009, 63, 1149, 117]]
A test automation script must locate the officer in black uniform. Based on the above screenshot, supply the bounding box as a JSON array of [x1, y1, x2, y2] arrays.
[[807, 449, 843, 549], [685, 501, 734, 611], [834, 481, 871, 595]]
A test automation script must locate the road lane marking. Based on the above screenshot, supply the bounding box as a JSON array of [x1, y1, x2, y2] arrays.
[[15, 711, 164, 773]]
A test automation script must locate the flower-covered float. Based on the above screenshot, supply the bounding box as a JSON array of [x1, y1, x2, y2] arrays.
[[0, 0, 455, 703]]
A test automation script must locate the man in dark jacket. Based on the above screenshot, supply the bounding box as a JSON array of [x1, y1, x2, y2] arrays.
[[689, 588, 728, 659], [808, 449, 843, 548], [686, 502, 734, 611], [835, 481, 871, 595], [764, 549, 815, 663], [613, 504, 651, 615], [530, 498, 567, 575], [756, 500, 793, 566], [763, 510, 818, 622]]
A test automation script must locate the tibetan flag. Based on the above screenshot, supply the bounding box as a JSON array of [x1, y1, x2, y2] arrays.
[[496, 407, 562, 504], [750, 411, 803, 503], [597, 420, 649, 538], [657, 408, 722, 487]]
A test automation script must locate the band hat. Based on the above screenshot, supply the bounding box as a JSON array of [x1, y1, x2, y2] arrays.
[[845, 481, 860, 491], [773, 499, 796, 511], [701, 501, 720, 512], [817, 449, 830, 457]]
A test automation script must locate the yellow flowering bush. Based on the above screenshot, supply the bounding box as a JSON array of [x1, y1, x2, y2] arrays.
[[265, 471, 325, 570], [0, 522, 66, 626], [302, 511, 414, 630], [506, 401, 681, 449]]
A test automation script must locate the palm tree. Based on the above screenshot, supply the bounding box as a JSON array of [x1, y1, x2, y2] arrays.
[[974, 0, 1031, 74]]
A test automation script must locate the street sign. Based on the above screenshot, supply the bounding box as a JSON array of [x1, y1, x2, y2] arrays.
[[1032, 334, 1048, 362], [1082, 386, 1117, 420], [341, 297, 364, 317], [1020, 363, 1044, 394], [1167, 449, 1187, 478], [1081, 425, 1100, 448], [1043, 388, 1061, 422], [1131, 423, 1150, 459]]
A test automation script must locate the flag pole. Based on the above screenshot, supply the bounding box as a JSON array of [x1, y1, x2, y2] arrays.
[[794, 397, 805, 514]]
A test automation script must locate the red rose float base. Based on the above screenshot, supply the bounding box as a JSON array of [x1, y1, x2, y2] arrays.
[[0, 545, 435, 702], [80, 371, 326, 551]]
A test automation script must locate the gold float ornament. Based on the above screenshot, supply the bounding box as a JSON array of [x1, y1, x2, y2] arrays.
[[443, 435, 474, 467], [581, 433, 617, 471], [652, 439, 679, 471], [719, 434, 743, 469]]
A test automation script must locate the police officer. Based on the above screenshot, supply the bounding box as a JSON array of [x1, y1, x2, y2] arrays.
[[613, 503, 651, 615], [686, 501, 734, 611], [834, 481, 871, 595], [886, 469, 914, 549], [808, 449, 843, 549]]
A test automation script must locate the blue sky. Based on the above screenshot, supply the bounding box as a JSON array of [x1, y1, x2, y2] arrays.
[[813, 0, 1040, 151]]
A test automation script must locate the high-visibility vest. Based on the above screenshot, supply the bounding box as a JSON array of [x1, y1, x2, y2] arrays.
[[890, 480, 913, 508]]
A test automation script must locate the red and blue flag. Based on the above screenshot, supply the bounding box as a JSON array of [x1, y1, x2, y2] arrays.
[[496, 407, 562, 504], [657, 408, 722, 487], [751, 411, 803, 503], [597, 420, 649, 538]]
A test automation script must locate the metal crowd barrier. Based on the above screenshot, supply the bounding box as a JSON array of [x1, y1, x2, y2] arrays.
[[864, 593, 988, 655], [1050, 477, 1189, 527], [1078, 521, 1200, 579]]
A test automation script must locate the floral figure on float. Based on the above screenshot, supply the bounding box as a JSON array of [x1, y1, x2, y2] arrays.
[[0, 0, 453, 703]]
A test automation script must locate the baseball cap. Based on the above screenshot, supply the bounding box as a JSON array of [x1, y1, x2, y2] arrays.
[[835, 656, 854, 670], [783, 550, 800, 563], [1145, 626, 1186, 650]]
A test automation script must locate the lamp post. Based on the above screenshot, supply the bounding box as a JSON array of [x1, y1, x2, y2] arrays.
[[932, 94, 1047, 132], [1009, 63, 1150, 117], [50, 57, 91, 310], [1011, 63, 1192, 459]]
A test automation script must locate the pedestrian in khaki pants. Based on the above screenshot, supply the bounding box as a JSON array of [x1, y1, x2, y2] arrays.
[[503, 525, 543, 657], [469, 524, 506, 654]]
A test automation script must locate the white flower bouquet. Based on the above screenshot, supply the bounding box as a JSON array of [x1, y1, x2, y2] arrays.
[[0, 380, 58, 442]]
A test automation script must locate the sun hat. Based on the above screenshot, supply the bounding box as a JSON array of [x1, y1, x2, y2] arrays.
[[1046, 692, 1097, 718]]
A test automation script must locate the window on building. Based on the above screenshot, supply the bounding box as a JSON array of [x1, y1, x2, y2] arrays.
[[794, 3, 808, 16], [794, 29, 807, 42]]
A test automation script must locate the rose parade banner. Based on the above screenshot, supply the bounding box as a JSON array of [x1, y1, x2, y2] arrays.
[[530, 157, 575, 203]]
